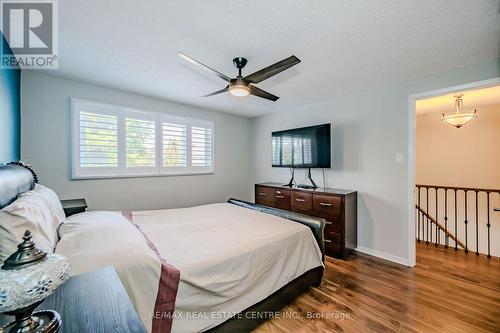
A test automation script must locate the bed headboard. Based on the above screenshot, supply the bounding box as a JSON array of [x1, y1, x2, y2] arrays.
[[227, 198, 326, 257], [0, 163, 37, 209]]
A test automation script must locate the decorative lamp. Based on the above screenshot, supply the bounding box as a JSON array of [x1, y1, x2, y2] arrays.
[[441, 94, 477, 128], [0, 230, 70, 333]]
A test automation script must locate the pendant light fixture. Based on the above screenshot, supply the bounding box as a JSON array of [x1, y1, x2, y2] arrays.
[[442, 94, 477, 128]]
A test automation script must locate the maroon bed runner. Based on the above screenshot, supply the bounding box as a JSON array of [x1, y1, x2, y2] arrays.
[[122, 210, 180, 333]]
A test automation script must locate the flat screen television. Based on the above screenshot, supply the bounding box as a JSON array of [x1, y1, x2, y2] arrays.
[[272, 124, 331, 168]]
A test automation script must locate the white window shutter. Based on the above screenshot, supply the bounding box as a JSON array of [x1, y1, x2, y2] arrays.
[[79, 111, 118, 168], [125, 117, 156, 167], [191, 126, 213, 167], [163, 123, 187, 167]]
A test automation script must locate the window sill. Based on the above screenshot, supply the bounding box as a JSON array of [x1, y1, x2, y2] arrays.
[[71, 170, 214, 180]]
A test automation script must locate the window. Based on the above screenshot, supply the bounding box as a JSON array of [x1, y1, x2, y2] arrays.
[[126, 117, 156, 167], [71, 99, 214, 179], [191, 126, 212, 167], [162, 123, 187, 167]]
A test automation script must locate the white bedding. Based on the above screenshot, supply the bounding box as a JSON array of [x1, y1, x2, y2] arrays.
[[133, 203, 323, 332], [56, 203, 323, 333]]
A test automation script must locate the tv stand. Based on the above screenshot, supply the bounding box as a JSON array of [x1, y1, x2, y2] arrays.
[[298, 168, 318, 189], [307, 168, 317, 189], [283, 168, 295, 187]]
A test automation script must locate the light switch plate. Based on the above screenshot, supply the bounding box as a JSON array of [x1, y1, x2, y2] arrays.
[[396, 153, 404, 164]]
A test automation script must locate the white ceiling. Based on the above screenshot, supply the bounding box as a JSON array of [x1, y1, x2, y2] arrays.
[[42, 1, 500, 117]]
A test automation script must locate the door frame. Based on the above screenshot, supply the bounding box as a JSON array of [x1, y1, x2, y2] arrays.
[[407, 77, 500, 267]]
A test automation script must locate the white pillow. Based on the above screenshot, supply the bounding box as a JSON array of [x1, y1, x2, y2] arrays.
[[0, 212, 52, 263], [21, 184, 66, 230], [1, 193, 59, 254]]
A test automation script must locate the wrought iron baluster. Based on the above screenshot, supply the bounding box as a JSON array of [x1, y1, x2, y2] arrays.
[[415, 206, 418, 242], [475, 190, 479, 256], [464, 190, 468, 253], [426, 187, 429, 244], [486, 192, 491, 259], [454, 189, 458, 251], [444, 189, 448, 248], [435, 188, 439, 247], [417, 187, 421, 242]]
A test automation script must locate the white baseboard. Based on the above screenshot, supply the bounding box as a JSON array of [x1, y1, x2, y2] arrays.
[[355, 246, 411, 267]]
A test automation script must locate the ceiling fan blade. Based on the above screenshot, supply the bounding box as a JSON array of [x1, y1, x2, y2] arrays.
[[178, 52, 231, 82], [249, 85, 279, 101], [203, 85, 229, 97], [244, 55, 300, 83]]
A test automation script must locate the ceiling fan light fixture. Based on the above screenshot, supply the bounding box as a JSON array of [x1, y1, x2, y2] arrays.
[[229, 84, 250, 97], [441, 94, 477, 129], [178, 52, 299, 101]]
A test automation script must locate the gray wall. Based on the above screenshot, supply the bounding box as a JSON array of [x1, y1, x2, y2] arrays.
[[252, 59, 500, 264], [21, 71, 253, 210]]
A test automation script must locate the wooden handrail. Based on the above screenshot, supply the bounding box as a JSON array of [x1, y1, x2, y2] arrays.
[[416, 184, 500, 194], [415, 204, 465, 249]]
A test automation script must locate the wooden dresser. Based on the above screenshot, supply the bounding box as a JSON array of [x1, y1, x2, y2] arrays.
[[255, 182, 357, 258]]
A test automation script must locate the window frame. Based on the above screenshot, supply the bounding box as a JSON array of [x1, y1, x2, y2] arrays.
[[71, 98, 215, 179]]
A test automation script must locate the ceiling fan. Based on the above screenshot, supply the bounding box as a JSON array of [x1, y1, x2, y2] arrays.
[[178, 52, 300, 101]]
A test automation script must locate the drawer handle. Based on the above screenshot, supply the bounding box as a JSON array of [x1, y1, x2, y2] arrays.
[[324, 239, 332, 243], [276, 191, 282, 194], [319, 202, 332, 207], [276, 195, 285, 199], [325, 221, 332, 225], [258, 193, 267, 196], [295, 198, 305, 202]]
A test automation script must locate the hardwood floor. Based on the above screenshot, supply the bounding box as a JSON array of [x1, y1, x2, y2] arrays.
[[253, 243, 500, 333]]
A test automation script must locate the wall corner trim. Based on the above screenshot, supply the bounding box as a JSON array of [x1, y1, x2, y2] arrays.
[[355, 246, 412, 267]]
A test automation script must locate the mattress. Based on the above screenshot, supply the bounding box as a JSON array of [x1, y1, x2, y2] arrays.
[[132, 203, 323, 332]]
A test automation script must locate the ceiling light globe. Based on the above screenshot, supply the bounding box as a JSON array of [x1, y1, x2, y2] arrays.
[[229, 84, 250, 97], [441, 94, 477, 128], [442, 113, 477, 129]]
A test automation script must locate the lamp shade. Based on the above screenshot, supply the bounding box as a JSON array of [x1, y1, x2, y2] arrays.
[[0, 230, 70, 333], [229, 84, 250, 97], [442, 112, 477, 128]]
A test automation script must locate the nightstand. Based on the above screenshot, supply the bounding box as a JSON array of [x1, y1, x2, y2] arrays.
[[60, 198, 87, 217], [0, 266, 147, 333]]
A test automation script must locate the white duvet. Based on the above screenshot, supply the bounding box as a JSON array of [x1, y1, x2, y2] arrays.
[[56, 203, 323, 333]]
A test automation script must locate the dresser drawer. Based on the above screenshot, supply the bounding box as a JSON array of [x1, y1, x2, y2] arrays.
[[324, 219, 342, 233], [312, 194, 342, 219], [273, 189, 291, 210], [255, 186, 276, 205], [255, 185, 291, 210], [291, 192, 312, 213], [324, 231, 343, 257]]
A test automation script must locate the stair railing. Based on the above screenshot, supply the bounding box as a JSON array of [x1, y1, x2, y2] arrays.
[[415, 184, 500, 258]]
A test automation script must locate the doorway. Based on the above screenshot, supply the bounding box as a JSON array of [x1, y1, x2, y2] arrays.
[[407, 77, 500, 266]]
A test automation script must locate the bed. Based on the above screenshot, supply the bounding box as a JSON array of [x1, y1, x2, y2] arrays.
[[0, 164, 325, 333]]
